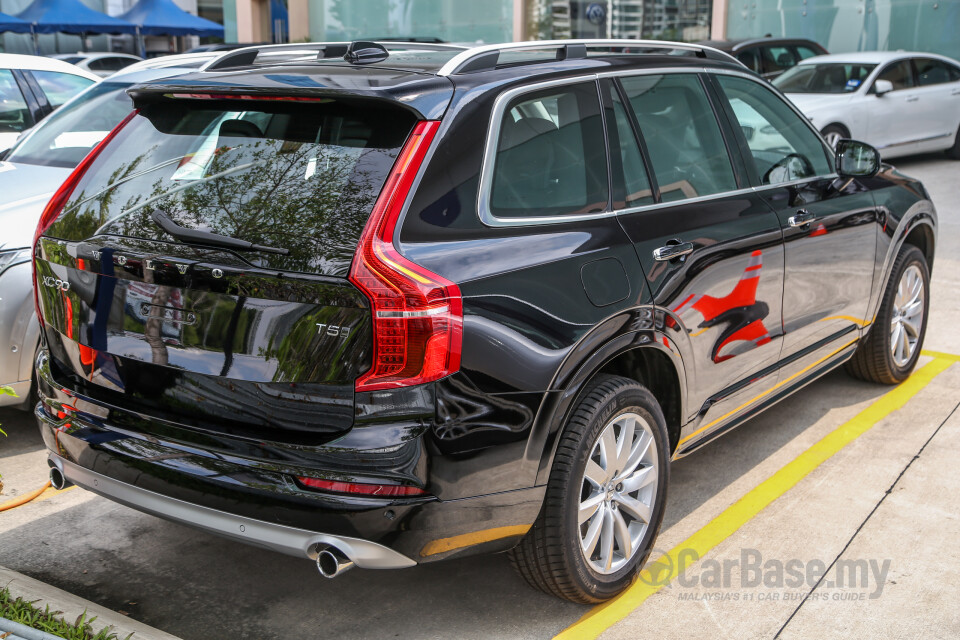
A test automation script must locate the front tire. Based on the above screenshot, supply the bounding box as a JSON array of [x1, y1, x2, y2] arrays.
[[509, 375, 670, 603], [846, 245, 929, 384]]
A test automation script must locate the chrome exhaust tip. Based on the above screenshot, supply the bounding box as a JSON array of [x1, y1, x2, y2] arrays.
[[316, 546, 355, 578], [49, 466, 72, 490]]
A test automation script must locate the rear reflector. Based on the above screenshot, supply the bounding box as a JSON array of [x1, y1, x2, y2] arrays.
[[349, 120, 463, 392], [32, 109, 139, 326], [297, 476, 428, 497]]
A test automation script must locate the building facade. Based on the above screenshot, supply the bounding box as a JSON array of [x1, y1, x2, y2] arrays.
[[224, 0, 957, 61]]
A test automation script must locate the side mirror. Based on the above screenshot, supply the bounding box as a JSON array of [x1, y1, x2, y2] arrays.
[[874, 79, 894, 96], [836, 139, 881, 178]]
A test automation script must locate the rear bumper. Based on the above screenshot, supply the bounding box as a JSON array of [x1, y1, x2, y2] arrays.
[[34, 386, 545, 565], [47, 452, 415, 569]]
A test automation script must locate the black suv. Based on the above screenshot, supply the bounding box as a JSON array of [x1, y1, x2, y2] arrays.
[[33, 39, 936, 603]]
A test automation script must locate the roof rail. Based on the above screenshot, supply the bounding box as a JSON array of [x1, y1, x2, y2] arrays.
[[202, 40, 467, 72], [435, 39, 743, 76]]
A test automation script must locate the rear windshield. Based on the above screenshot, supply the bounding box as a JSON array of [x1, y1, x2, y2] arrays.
[[48, 97, 416, 276], [8, 81, 132, 169], [773, 63, 877, 94]]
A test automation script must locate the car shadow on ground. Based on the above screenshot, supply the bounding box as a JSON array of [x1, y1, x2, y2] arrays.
[[0, 369, 892, 640]]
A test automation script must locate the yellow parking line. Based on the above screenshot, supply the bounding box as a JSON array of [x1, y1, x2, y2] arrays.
[[556, 357, 954, 640]]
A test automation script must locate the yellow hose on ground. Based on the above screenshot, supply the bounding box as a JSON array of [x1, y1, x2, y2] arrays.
[[0, 481, 52, 512]]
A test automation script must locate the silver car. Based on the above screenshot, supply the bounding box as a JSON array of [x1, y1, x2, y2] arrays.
[[0, 55, 217, 409]]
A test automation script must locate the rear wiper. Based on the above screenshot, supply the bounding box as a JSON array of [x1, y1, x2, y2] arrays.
[[151, 210, 290, 256]]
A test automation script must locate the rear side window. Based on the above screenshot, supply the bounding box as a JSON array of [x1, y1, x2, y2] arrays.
[[874, 61, 914, 91], [490, 82, 608, 218], [47, 98, 416, 276], [0, 69, 30, 133], [620, 74, 737, 202], [717, 75, 832, 185], [31, 71, 96, 108], [913, 58, 955, 86]]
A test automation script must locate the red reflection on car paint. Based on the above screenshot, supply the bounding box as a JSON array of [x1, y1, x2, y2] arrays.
[[674, 250, 773, 363]]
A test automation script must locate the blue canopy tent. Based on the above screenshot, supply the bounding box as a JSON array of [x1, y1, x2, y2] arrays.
[[14, 0, 137, 53], [0, 12, 32, 33], [118, 0, 224, 56]]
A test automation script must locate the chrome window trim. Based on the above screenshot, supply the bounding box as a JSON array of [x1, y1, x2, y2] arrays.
[[474, 67, 840, 229]]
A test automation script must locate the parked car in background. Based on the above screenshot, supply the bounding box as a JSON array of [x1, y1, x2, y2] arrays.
[[50, 52, 143, 78], [32, 40, 935, 603], [773, 51, 960, 157], [698, 38, 828, 79], [0, 53, 217, 410], [0, 53, 99, 153]]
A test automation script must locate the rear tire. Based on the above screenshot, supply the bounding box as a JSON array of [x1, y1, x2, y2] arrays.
[[508, 374, 670, 603], [846, 245, 929, 384]]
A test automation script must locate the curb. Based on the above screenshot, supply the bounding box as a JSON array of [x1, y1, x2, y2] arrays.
[[0, 566, 182, 640]]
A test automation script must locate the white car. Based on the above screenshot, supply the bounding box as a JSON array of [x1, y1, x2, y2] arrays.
[[773, 51, 960, 159], [0, 53, 100, 153], [50, 52, 143, 78]]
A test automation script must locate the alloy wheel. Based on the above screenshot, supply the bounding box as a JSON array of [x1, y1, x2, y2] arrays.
[[579, 411, 659, 575], [890, 264, 925, 368], [823, 130, 843, 149]]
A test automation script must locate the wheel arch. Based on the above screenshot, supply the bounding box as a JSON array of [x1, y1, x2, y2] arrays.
[[865, 204, 936, 331], [530, 319, 689, 486]]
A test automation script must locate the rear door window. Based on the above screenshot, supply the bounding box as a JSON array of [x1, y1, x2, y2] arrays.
[[47, 97, 416, 277], [31, 70, 96, 108], [619, 73, 737, 202], [490, 82, 608, 218], [0, 69, 31, 133]]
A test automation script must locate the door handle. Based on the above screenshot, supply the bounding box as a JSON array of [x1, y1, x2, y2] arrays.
[[653, 241, 694, 262], [788, 210, 816, 228], [905, 95, 919, 102], [952, 90, 960, 96]]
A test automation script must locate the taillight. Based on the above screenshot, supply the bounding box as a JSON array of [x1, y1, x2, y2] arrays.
[[32, 110, 139, 326], [297, 476, 428, 497], [349, 119, 462, 392]]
